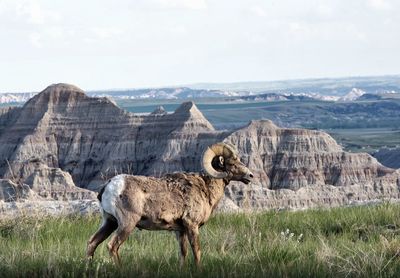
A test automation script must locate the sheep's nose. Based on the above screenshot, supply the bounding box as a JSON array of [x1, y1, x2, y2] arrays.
[[248, 172, 254, 179]]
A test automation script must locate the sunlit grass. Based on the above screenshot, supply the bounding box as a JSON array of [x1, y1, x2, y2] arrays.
[[1, 203, 400, 277]]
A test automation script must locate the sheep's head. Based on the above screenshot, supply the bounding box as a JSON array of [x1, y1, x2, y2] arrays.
[[202, 142, 254, 184]]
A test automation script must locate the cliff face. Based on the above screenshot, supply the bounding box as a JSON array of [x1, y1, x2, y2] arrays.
[[225, 120, 393, 190], [0, 106, 21, 133], [0, 84, 225, 191], [222, 120, 398, 210], [130, 101, 225, 179], [0, 179, 35, 202], [223, 169, 400, 211], [0, 83, 399, 210], [0, 84, 140, 189]]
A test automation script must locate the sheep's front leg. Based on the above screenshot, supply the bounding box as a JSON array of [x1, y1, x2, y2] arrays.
[[175, 231, 189, 267], [187, 226, 201, 267]]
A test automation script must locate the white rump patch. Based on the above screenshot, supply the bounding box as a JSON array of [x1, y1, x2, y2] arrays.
[[101, 174, 127, 218]]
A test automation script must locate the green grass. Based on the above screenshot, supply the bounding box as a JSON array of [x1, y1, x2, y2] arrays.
[[2, 204, 400, 277], [328, 128, 400, 153]]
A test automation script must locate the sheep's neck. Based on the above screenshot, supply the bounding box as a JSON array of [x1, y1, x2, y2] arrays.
[[203, 177, 229, 210]]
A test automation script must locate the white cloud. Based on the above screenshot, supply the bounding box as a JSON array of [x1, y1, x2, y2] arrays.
[[155, 0, 207, 10], [46, 26, 64, 39], [29, 32, 42, 48], [169, 25, 187, 35], [0, 0, 399, 92], [16, 0, 43, 24], [315, 4, 334, 17], [249, 5, 267, 17], [288, 22, 315, 40], [25, 27, 66, 48], [367, 0, 391, 10], [0, 0, 13, 14], [286, 20, 368, 43], [91, 27, 123, 39], [15, 0, 60, 24]]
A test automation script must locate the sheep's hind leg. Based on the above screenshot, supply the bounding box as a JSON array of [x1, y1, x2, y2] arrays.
[[175, 231, 189, 267], [187, 226, 201, 267], [107, 216, 139, 265], [87, 217, 118, 259]]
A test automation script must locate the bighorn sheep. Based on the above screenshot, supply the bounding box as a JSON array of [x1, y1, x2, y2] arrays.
[[86, 142, 253, 266]]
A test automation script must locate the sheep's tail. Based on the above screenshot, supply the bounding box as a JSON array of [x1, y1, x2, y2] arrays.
[[97, 183, 108, 202]]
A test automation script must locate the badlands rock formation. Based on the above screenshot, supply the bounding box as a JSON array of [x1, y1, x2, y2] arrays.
[[0, 179, 35, 202], [225, 119, 393, 190], [223, 120, 399, 210], [24, 163, 96, 200], [0, 83, 399, 211]]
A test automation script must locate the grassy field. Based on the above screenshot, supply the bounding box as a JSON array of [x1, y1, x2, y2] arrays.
[[2, 204, 400, 277], [327, 128, 400, 153], [114, 98, 400, 130]]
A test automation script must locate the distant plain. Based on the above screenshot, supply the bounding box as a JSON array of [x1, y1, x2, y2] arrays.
[[115, 98, 400, 155]]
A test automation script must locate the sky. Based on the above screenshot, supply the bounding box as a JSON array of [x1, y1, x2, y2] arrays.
[[0, 0, 399, 92]]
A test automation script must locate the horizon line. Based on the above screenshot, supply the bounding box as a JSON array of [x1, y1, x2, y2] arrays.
[[1, 73, 399, 94]]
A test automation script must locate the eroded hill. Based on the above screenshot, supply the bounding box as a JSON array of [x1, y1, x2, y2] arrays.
[[0, 84, 399, 210]]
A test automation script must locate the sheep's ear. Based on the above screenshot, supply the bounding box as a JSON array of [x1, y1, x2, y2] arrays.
[[218, 156, 224, 168]]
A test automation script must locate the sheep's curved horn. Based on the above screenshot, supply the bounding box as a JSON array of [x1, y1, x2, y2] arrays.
[[202, 143, 235, 178], [224, 142, 238, 159]]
